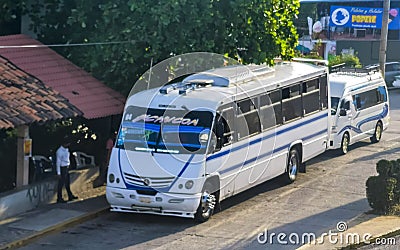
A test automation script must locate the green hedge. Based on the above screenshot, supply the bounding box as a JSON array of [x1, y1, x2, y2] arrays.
[[328, 54, 361, 69], [366, 159, 400, 215]]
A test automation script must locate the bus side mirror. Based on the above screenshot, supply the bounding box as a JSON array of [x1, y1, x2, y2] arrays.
[[339, 109, 347, 116]]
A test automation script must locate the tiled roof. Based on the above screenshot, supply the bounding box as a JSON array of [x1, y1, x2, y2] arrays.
[[0, 56, 82, 129], [0, 34, 126, 119]]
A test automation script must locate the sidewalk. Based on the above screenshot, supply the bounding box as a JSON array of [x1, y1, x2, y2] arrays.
[[0, 187, 109, 250]]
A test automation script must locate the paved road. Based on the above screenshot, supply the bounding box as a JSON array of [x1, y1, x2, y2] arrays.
[[20, 89, 400, 250]]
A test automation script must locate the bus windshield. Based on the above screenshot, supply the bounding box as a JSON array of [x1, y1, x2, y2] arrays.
[[331, 97, 340, 115], [116, 106, 213, 154]]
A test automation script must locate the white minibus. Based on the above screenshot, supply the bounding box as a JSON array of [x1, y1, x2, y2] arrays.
[[107, 61, 331, 221], [329, 66, 390, 154]]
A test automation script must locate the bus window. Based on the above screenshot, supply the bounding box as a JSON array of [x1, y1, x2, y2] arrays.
[[354, 89, 380, 110], [260, 91, 281, 129], [340, 99, 350, 111], [282, 84, 302, 122], [354, 95, 361, 110], [319, 75, 328, 110], [236, 99, 261, 140], [220, 108, 235, 146], [302, 79, 320, 115], [210, 107, 235, 153], [377, 86, 387, 103]]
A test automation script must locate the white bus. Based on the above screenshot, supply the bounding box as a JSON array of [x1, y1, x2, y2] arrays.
[[329, 66, 390, 154], [106, 61, 331, 221]]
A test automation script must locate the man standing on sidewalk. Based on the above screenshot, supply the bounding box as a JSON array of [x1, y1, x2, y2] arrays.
[[56, 136, 78, 203]]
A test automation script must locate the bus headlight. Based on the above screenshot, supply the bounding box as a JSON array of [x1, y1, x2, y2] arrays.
[[109, 174, 115, 183], [185, 180, 194, 189]]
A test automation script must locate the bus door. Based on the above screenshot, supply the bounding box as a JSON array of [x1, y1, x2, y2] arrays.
[[206, 106, 236, 199], [336, 97, 354, 138]]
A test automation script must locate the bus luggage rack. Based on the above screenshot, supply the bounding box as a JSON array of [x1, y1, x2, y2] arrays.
[[159, 64, 276, 95], [159, 79, 214, 95], [291, 57, 329, 66], [330, 63, 380, 75]]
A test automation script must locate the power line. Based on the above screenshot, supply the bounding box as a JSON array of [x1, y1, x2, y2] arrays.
[[0, 40, 131, 49]]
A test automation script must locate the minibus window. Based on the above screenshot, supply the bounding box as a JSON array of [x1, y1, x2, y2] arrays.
[[377, 86, 387, 102], [342, 101, 350, 110], [354, 95, 361, 110]]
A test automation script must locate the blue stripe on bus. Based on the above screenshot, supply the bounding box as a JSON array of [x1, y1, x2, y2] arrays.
[[167, 154, 195, 189], [337, 104, 389, 135], [219, 129, 327, 175], [206, 112, 328, 162], [302, 128, 328, 141]]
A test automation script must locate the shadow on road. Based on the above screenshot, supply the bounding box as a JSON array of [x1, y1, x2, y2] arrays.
[[232, 198, 372, 250]]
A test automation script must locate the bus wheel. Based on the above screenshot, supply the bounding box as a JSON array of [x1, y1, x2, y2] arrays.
[[194, 183, 216, 222], [370, 122, 383, 143], [282, 149, 299, 184], [341, 133, 350, 154]]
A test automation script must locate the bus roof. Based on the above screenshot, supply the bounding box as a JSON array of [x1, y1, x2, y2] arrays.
[[126, 61, 328, 110], [329, 70, 384, 97]]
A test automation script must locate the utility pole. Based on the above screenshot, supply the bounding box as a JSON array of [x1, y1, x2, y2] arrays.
[[379, 0, 390, 76]]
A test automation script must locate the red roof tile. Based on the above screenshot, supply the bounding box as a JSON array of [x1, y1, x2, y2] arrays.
[[0, 34, 125, 119], [0, 56, 82, 129]]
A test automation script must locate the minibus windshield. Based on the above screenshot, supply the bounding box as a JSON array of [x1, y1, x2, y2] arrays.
[[331, 97, 340, 115], [116, 106, 213, 154]]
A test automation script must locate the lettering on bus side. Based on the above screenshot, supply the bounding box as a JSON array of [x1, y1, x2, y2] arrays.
[[130, 114, 200, 126]]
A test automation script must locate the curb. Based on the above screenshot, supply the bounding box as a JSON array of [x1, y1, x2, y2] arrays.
[[0, 206, 109, 249]]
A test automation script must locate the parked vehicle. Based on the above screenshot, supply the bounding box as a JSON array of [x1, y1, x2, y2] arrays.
[[29, 155, 56, 182], [329, 66, 390, 154], [365, 62, 400, 87], [106, 61, 331, 221], [393, 75, 400, 88]]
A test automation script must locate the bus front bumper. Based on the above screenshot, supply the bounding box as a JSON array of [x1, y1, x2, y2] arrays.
[[106, 186, 201, 218]]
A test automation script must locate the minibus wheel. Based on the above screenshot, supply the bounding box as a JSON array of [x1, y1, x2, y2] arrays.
[[282, 149, 299, 184], [194, 182, 216, 222], [341, 133, 350, 154], [370, 122, 383, 143]]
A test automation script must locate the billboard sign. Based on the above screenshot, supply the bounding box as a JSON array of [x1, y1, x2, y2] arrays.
[[330, 6, 399, 30]]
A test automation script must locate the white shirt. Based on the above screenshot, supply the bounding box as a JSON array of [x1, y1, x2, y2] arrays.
[[56, 146, 70, 175]]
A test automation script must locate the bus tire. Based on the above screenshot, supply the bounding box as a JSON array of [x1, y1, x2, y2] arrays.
[[341, 133, 350, 155], [370, 122, 383, 143], [282, 148, 299, 184], [194, 182, 217, 222]]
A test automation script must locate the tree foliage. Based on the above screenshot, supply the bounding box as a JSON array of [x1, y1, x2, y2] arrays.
[[5, 0, 299, 96], [0, 1, 26, 22], [328, 54, 361, 68]]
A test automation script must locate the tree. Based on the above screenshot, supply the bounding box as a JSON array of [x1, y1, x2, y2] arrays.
[[14, 0, 300, 95], [294, 3, 317, 38]]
